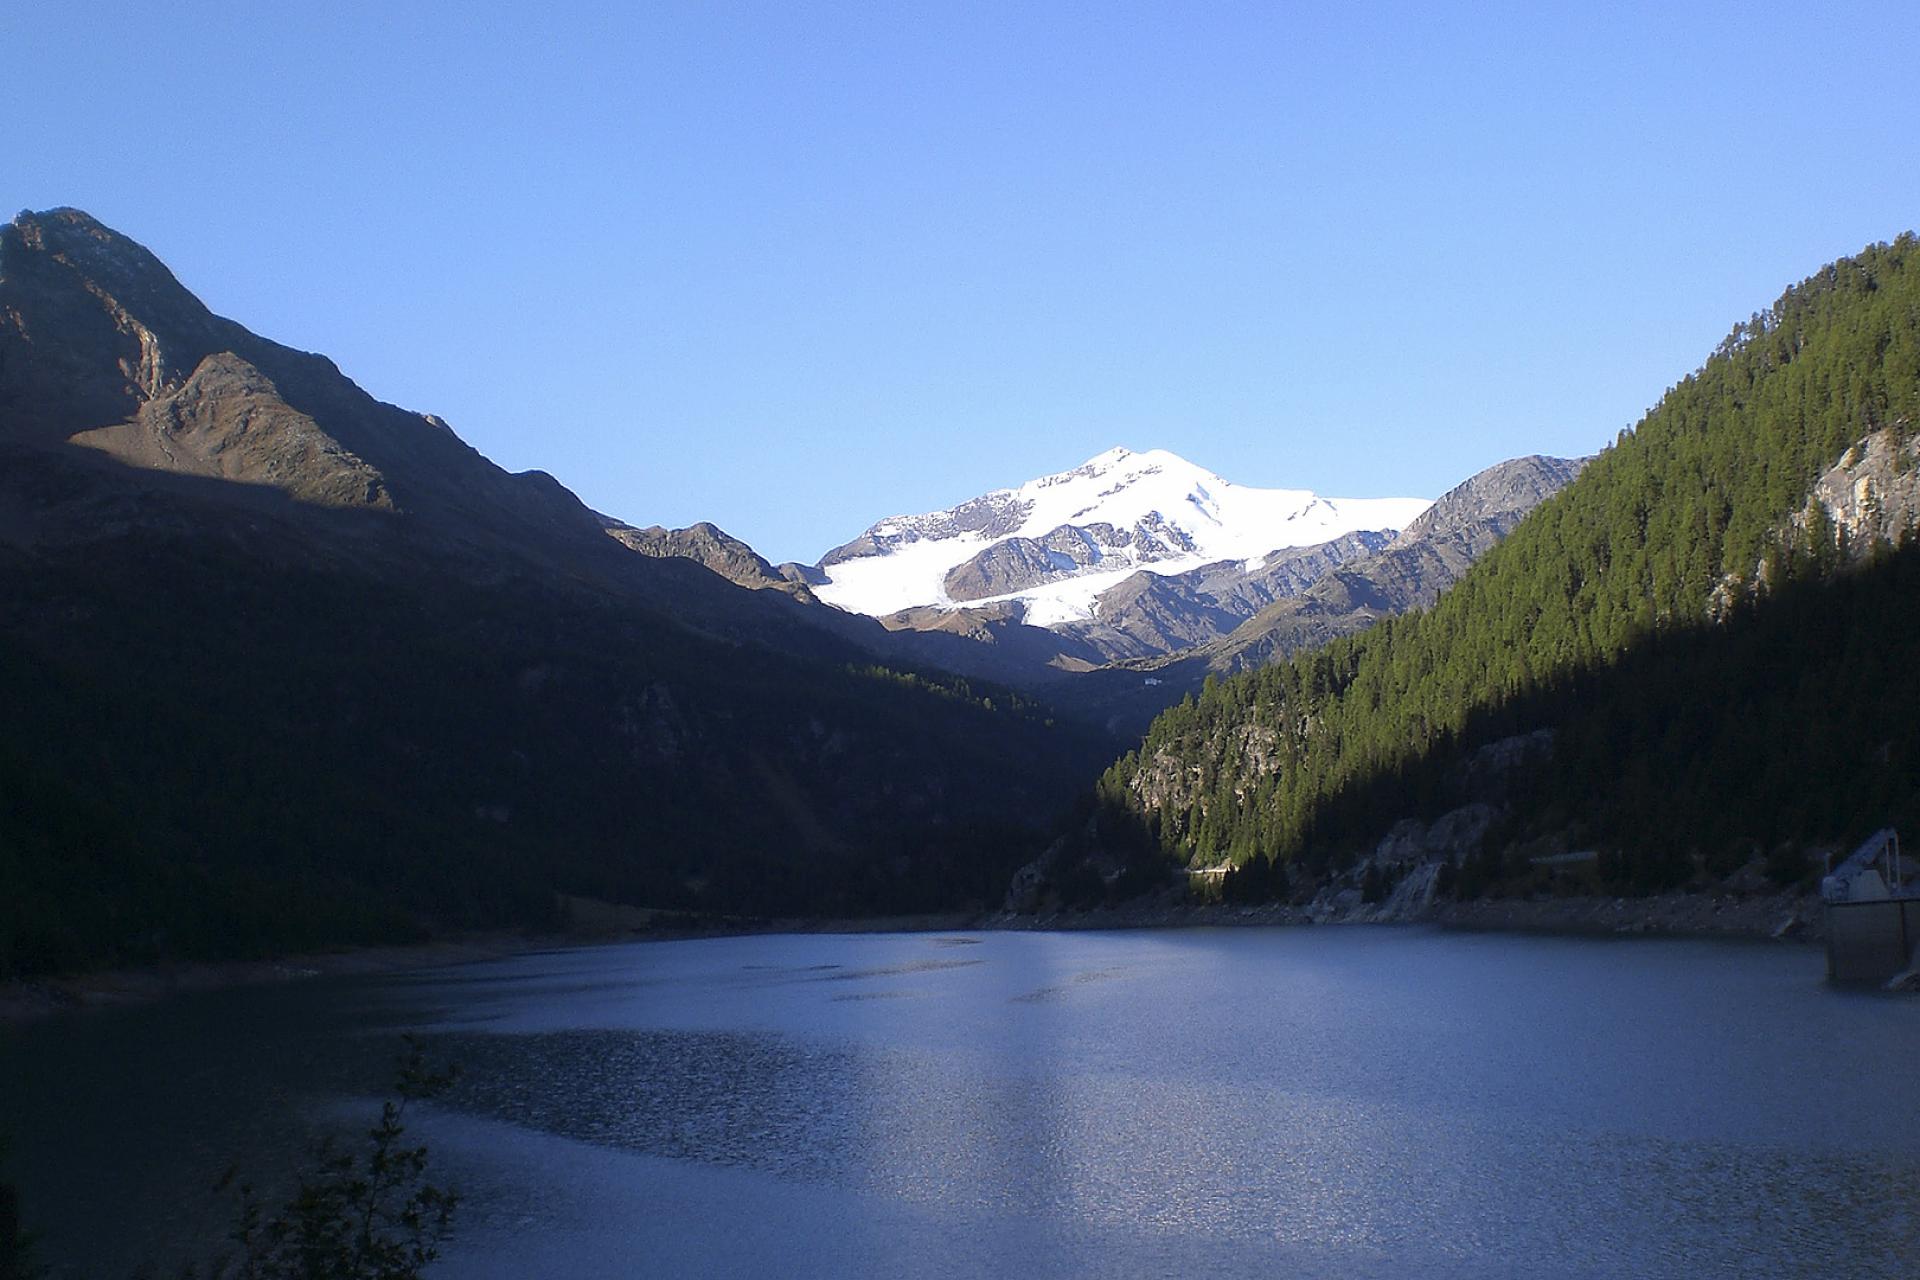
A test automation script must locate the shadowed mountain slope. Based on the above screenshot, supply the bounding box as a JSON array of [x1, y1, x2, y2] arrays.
[[0, 209, 1108, 691], [0, 208, 1116, 976]]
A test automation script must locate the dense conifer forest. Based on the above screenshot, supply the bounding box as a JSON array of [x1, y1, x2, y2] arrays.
[[0, 534, 1112, 979], [0, 207, 1127, 981], [1099, 234, 1920, 895]]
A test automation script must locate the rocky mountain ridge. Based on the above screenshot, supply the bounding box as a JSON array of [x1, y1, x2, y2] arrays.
[[617, 452, 1583, 735], [1053, 529, 1394, 660], [606, 519, 815, 598], [1203, 453, 1589, 673], [1, 209, 1148, 696], [1038, 454, 1587, 732], [800, 446, 1431, 625]]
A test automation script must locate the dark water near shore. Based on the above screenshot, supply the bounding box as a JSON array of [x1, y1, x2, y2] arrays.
[[7, 927, 1920, 1278]]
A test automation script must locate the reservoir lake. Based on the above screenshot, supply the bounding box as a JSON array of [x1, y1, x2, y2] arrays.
[[7, 926, 1920, 1278]]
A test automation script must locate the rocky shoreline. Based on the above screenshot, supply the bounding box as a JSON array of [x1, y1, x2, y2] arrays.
[[1429, 889, 1819, 941], [983, 887, 1822, 942]]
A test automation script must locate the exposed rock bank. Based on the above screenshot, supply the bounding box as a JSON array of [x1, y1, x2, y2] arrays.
[[986, 888, 1822, 944]]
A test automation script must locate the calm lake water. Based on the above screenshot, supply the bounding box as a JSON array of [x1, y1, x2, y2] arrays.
[[7, 927, 1920, 1278]]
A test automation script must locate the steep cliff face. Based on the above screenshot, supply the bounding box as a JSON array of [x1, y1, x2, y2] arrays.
[[1808, 428, 1920, 548]]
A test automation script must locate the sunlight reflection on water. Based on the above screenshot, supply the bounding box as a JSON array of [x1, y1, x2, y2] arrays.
[[388, 929, 1920, 1278], [9, 927, 1919, 1278]]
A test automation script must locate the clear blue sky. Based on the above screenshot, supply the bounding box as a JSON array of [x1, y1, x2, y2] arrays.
[[6, 2, 1917, 564]]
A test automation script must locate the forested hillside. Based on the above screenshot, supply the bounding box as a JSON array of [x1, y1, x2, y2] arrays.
[[0, 519, 1112, 977], [0, 210, 1117, 979], [1099, 234, 1920, 894]]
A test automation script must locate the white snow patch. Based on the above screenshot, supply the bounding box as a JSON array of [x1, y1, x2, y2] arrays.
[[809, 446, 1430, 621], [812, 531, 991, 616], [969, 565, 1158, 627]]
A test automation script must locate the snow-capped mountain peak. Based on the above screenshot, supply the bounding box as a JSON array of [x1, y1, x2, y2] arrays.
[[810, 447, 1430, 625]]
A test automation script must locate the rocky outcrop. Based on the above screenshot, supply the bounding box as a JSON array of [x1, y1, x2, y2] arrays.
[[1006, 840, 1072, 914], [877, 599, 1107, 670], [1710, 428, 1920, 616], [1450, 728, 1555, 801], [942, 514, 1202, 602], [606, 520, 812, 596], [775, 561, 828, 587], [1393, 454, 1587, 551], [1373, 803, 1500, 864], [944, 524, 1116, 601], [1808, 428, 1920, 550], [1058, 530, 1392, 659], [1304, 803, 1497, 924], [69, 351, 396, 511], [818, 491, 1033, 567]]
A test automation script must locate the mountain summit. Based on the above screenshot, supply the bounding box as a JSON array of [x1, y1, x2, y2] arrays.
[[808, 447, 1431, 625], [0, 205, 606, 537]]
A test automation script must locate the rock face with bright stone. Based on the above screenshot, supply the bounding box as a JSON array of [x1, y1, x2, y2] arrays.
[[1807, 430, 1920, 550]]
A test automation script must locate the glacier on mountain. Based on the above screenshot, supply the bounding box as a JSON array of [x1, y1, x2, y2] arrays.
[[809, 447, 1431, 624]]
